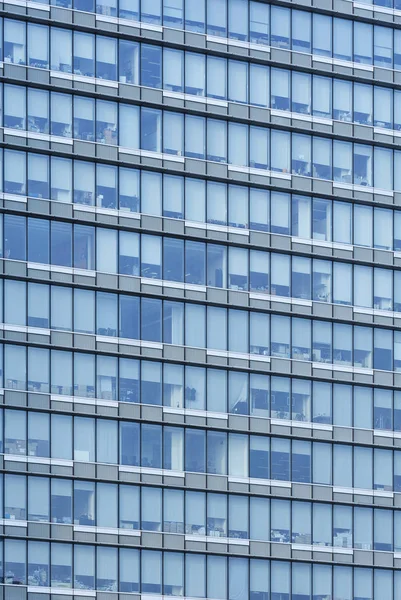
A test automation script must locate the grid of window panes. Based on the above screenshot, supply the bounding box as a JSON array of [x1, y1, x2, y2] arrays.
[[4, 0, 401, 599]]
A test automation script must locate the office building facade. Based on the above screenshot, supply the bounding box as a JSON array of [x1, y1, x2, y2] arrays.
[[2, 0, 401, 598]]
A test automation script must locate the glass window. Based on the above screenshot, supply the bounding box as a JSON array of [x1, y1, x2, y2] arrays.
[[250, 497, 270, 542], [313, 76, 332, 118], [292, 440, 311, 483], [50, 156, 72, 205], [28, 349, 49, 394], [74, 545, 95, 590], [271, 315, 290, 358], [5, 539, 26, 585], [185, 115, 206, 160], [97, 547, 117, 592], [333, 505, 352, 549], [334, 140, 352, 183], [74, 160, 94, 206], [313, 14, 332, 56], [271, 130, 290, 173], [292, 10, 311, 53], [207, 118, 227, 162], [50, 27, 71, 73], [4, 84, 25, 130], [292, 133, 311, 176], [313, 137, 332, 180], [313, 565, 332, 600], [28, 23, 48, 69], [229, 60, 248, 103], [96, 100, 117, 145], [374, 328, 393, 371], [5, 473, 26, 520], [292, 379, 311, 423], [141, 44, 162, 88], [207, 368, 227, 413], [96, 292, 117, 337], [97, 227, 117, 273], [96, 416, 117, 465], [5, 345, 26, 390], [51, 479, 72, 525], [51, 351, 72, 397], [313, 442, 331, 484], [354, 204, 373, 248], [271, 376, 290, 420], [119, 40, 139, 85], [74, 97, 94, 142], [74, 224, 95, 270], [164, 239, 183, 284], [374, 86, 393, 129], [271, 6, 290, 48], [354, 83, 372, 125], [4, 19, 26, 65], [164, 112, 183, 156], [313, 504, 332, 546], [119, 421, 139, 466], [271, 562, 289, 599], [207, 182, 227, 226], [5, 280, 25, 326], [74, 416, 95, 463], [334, 80, 352, 122], [228, 0, 248, 40], [96, 36, 117, 81], [28, 153, 50, 200], [271, 438, 290, 481], [207, 0, 227, 36], [73, 289, 94, 335], [28, 88, 49, 134], [292, 72, 311, 115], [313, 320, 332, 364], [333, 201, 352, 245], [374, 25, 393, 67], [118, 357, 139, 404], [185, 428, 205, 472], [292, 317, 311, 361], [97, 482, 117, 529], [250, 435, 269, 479], [271, 69, 289, 111], [4, 150, 26, 195], [51, 92, 72, 138], [142, 487, 161, 531], [207, 430, 227, 475], [119, 484, 139, 530], [185, 0, 205, 32], [334, 18, 352, 61], [119, 548, 139, 593], [355, 22, 373, 64], [313, 259, 331, 302], [250, 1, 269, 44], [354, 144, 372, 187], [141, 423, 162, 468], [164, 489, 184, 533], [73, 31, 94, 77], [250, 64, 269, 108], [51, 543, 72, 588], [229, 122, 248, 166], [28, 477, 49, 522], [374, 147, 393, 192]]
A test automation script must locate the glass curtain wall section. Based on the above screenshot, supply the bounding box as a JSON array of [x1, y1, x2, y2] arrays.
[[3, 2, 401, 600]]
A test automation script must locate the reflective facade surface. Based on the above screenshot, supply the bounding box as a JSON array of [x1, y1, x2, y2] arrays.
[[2, 0, 401, 599]]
